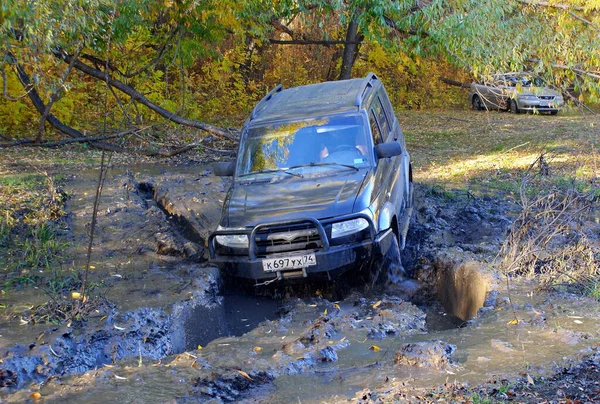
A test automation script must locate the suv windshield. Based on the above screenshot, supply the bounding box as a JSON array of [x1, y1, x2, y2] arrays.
[[236, 114, 371, 178]]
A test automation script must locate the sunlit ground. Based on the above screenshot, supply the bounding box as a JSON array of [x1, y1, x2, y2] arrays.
[[401, 108, 600, 193]]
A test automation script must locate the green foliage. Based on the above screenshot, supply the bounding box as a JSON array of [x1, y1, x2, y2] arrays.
[[0, 173, 67, 287], [1, 0, 599, 140]]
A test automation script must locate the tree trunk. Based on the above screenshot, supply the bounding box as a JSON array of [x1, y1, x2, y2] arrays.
[[339, 14, 361, 80]]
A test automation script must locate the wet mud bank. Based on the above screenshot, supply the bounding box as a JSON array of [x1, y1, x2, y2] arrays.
[[0, 181, 510, 400], [1, 166, 229, 391]]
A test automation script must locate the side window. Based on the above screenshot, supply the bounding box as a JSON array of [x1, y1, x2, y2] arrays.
[[369, 109, 383, 146], [379, 91, 395, 125], [372, 97, 390, 138]]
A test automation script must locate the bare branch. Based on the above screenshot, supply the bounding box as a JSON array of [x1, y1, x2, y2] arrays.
[[38, 43, 84, 143], [568, 11, 600, 30], [269, 17, 295, 38], [0, 129, 138, 148], [440, 77, 470, 88], [269, 39, 362, 46], [518, 0, 588, 11]]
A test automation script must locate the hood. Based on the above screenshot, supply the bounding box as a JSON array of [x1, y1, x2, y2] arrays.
[[221, 169, 369, 227]]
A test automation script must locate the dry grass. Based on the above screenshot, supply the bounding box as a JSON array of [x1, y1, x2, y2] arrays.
[[401, 108, 600, 297], [401, 109, 600, 193]]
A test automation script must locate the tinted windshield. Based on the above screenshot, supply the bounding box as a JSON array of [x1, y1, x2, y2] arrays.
[[237, 114, 371, 178]]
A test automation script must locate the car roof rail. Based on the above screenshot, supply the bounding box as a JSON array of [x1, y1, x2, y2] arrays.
[[251, 84, 283, 120], [355, 72, 379, 108]]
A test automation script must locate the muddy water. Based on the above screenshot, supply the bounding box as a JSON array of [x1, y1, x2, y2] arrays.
[[184, 294, 283, 349], [3, 165, 600, 402], [4, 280, 599, 403], [267, 282, 600, 403]]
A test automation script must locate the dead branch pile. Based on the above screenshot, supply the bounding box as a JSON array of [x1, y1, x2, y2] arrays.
[[501, 153, 600, 293]]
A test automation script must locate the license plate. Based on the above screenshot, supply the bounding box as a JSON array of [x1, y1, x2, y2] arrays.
[[262, 254, 317, 272]]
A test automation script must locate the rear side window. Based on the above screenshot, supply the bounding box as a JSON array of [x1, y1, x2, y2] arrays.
[[372, 97, 389, 137], [369, 109, 383, 146]]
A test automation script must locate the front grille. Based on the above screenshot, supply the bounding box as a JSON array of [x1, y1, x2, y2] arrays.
[[254, 223, 324, 256], [538, 95, 554, 100]]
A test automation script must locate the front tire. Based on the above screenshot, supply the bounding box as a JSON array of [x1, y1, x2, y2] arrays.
[[550, 110, 558, 116], [510, 99, 520, 114], [367, 235, 404, 293]]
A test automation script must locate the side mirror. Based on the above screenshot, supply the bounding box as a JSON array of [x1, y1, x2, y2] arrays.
[[213, 162, 235, 177], [374, 142, 402, 159]]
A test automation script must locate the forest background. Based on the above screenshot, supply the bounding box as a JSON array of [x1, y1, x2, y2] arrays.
[[1, 0, 600, 150]]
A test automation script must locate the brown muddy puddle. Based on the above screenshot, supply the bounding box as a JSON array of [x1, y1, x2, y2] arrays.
[[2, 165, 600, 402], [4, 281, 600, 403]]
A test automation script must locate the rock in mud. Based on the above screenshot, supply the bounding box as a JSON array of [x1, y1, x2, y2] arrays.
[[318, 346, 338, 362], [394, 340, 456, 369], [192, 370, 275, 402]]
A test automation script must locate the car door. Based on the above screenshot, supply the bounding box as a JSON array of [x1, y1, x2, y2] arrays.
[[368, 91, 406, 233]]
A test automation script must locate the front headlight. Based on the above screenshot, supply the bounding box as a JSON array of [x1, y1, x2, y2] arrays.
[[331, 218, 369, 239], [215, 226, 248, 248], [519, 94, 537, 100]]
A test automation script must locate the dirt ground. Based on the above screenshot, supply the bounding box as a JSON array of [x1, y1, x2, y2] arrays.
[[1, 110, 600, 403]]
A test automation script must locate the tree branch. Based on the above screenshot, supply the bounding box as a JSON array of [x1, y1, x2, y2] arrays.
[[517, 0, 587, 11], [269, 17, 295, 38], [269, 39, 363, 46], [53, 48, 237, 141], [0, 129, 137, 148], [38, 43, 83, 143], [526, 58, 600, 80], [440, 77, 470, 88]]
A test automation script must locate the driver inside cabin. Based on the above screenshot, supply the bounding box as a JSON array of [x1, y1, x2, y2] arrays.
[[318, 128, 368, 161]]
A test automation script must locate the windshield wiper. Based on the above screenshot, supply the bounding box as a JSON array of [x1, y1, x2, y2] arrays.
[[238, 168, 303, 178], [289, 162, 360, 171]]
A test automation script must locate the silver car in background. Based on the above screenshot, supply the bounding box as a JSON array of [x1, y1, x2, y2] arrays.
[[469, 73, 564, 115]]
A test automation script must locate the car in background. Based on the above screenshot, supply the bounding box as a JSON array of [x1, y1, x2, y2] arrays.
[[469, 73, 564, 115], [208, 73, 413, 286]]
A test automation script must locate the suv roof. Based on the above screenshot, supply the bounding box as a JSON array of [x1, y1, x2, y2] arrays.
[[249, 73, 380, 126]]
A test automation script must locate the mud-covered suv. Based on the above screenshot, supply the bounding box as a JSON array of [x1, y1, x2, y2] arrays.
[[209, 73, 413, 285]]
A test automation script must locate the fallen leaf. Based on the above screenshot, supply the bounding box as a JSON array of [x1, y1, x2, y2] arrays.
[[507, 319, 519, 326], [49, 345, 61, 358], [71, 291, 81, 299], [114, 324, 126, 331], [372, 300, 382, 308], [527, 374, 535, 385], [114, 375, 128, 380], [328, 340, 334, 345], [29, 392, 41, 400], [100, 315, 107, 321], [370, 345, 381, 352], [323, 308, 328, 316], [89, 265, 96, 269], [334, 303, 341, 310], [253, 346, 262, 353], [197, 345, 203, 350], [340, 337, 346, 342], [573, 320, 583, 324], [237, 370, 253, 381]]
